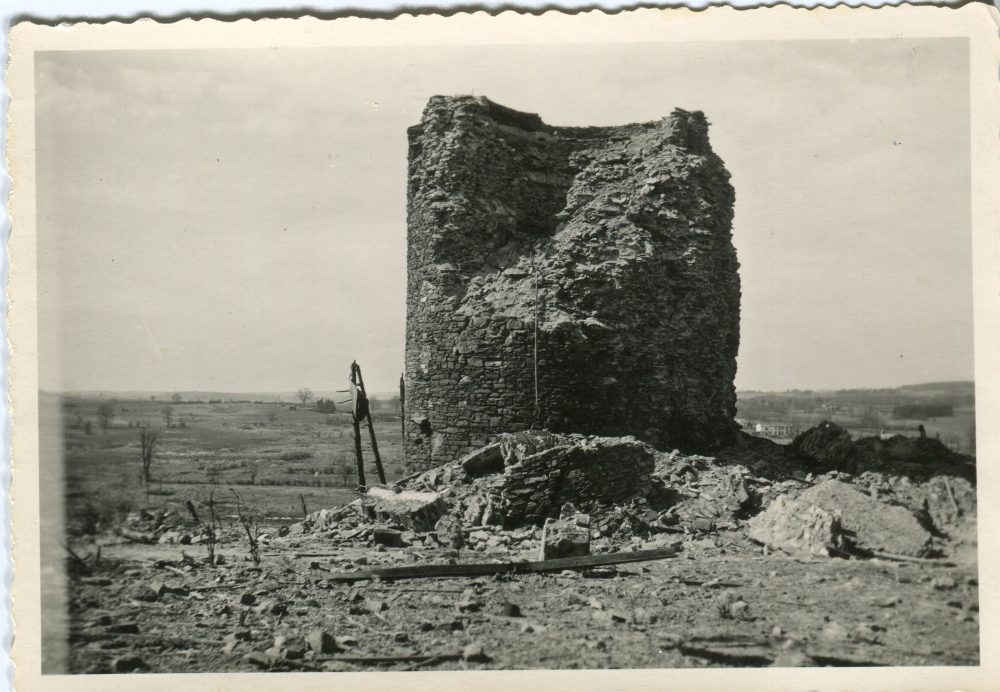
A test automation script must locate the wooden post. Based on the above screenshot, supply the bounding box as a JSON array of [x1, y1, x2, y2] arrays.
[[532, 252, 541, 428], [355, 362, 387, 485], [399, 373, 406, 440], [350, 362, 367, 489]]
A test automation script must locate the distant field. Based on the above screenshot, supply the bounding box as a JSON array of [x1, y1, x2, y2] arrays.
[[737, 381, 976, 453], [48, 395, 404, 536]]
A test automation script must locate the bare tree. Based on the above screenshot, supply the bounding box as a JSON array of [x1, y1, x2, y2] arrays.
[[296, 387, 314, 406], [139, 427, 160, 485], [266, 407, 278, 424], [97, 400, 116, 435], [161, 406, 174, 428], [230, 489, 261, 565]]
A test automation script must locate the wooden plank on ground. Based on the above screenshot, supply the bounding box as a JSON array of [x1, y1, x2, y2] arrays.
[[325, 546, 680, 582]]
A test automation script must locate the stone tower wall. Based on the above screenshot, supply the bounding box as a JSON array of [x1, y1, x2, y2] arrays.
[[404, 95, 740, 469]]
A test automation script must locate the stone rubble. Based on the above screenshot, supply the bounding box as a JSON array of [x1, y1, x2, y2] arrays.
[[282, 424, 974, 565]]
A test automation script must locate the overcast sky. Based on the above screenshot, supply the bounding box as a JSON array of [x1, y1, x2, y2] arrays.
[[34, 38, 972, 395]]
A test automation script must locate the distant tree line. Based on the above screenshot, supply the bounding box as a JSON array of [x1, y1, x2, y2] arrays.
[[892, 403, 954, 420]]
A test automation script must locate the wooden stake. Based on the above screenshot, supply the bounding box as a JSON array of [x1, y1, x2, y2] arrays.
[[354, 362, 387, 485], [350, 362, 367, 489], [325, 546, 680, 583]]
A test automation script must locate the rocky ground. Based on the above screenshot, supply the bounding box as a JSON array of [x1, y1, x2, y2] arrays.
[[59, 425, 979, 673]]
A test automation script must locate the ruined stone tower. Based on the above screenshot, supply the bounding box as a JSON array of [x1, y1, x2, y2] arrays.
[[404, 96, 740, 469]]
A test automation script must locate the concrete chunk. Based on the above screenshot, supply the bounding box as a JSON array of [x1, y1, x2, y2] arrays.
[[362, 486, 446, 531], [799, 479, 932, 557], [539, 506, 591, 560], [747, 495, 843, 557]]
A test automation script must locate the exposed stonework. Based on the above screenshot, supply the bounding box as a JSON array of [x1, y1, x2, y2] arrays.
[[491, 432, 655, 528], [405, 95, 740, 469]]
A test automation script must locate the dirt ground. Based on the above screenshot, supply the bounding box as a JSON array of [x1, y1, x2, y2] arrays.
[[58, 522, 978, 673], [48, 396, 979, 673]]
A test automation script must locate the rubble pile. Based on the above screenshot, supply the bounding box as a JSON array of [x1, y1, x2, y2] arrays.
[[748, 479, 932, 558], [788, 422, 858, 471], [283, 423, 975, 564], [788, 421, 973, 480]]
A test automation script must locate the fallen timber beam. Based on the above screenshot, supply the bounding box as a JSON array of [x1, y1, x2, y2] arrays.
[[325, 546, 680, 583]]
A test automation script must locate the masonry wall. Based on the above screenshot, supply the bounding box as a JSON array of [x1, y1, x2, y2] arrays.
[[404, 95, 740, 470]]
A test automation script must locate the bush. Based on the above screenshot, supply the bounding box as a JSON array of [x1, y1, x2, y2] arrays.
[[279, 451, 313, 461]]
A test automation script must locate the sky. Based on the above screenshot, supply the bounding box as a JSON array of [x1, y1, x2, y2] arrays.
[[34, 38, 973, 395]]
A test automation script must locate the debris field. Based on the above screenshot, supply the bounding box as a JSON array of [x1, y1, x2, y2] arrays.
[[63, 424, 978, 673]]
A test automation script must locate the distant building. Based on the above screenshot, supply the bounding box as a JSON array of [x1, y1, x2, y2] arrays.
[[754, 422, 796, 438]]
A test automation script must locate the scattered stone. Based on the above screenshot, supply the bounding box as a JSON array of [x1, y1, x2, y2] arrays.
[[435, 515, 465, 550], [602, 610, 630, 623], [520, 622, 547, 634], [499, 603, 522, 617], [273, 634, 308, 660], [239, 593, 257, 607], [456, 589, 481, 613], [729, 601, 751, 621], [112, 656, 147, 673], [853, 623, 881, 643], [932, 577, 958, 591], [244, 651, 277, 668], [462, 641, 490, 663], [820, 621, 849, 642], [393, 631, 409, 643], [366, 598, 387, 612], [373, 528, 403, 548], [306, 629, 338, 654], [747, 495, 843, 557]]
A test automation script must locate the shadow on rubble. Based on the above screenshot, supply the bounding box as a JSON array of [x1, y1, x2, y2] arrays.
[[712, 421, 976, 486]]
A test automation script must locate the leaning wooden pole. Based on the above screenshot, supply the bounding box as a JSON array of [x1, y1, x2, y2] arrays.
[[355, 362, 387, 485], [350, 362, 367, 489]]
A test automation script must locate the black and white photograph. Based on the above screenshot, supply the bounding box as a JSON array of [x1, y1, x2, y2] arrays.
[[6, 5, 999, 690]]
